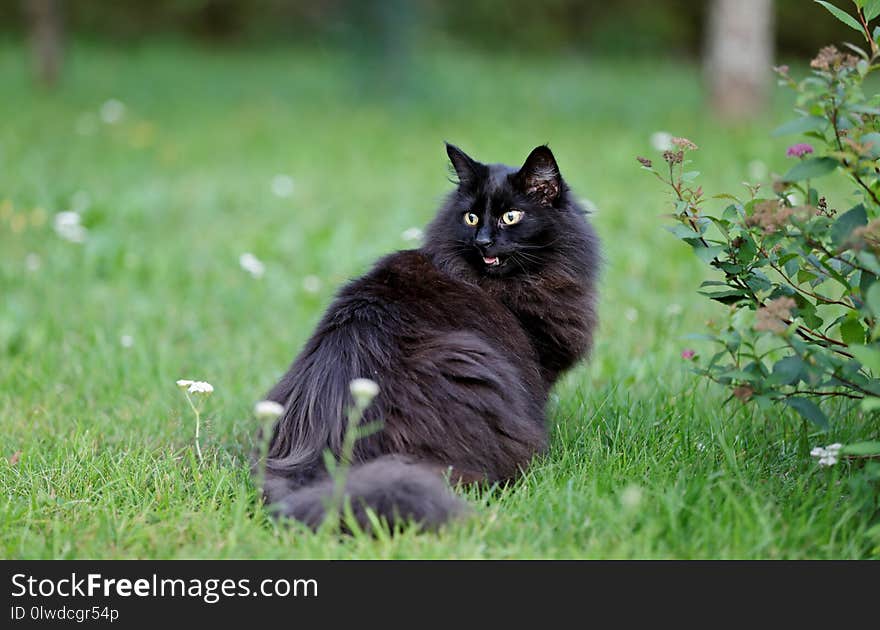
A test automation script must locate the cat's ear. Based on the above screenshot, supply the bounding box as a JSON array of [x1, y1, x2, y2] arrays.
[[515, 145, 562, 206], [446, 143, 483, 186]]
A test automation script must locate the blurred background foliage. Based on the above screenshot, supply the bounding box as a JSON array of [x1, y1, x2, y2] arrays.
[[0, 0, 857, 58]]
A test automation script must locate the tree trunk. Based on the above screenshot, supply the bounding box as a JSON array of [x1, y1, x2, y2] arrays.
[[705, 0, 774, 120], [24, 0, 63, 88]]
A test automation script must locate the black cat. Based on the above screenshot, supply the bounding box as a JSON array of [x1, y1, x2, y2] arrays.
[[260, 144, 600, 531]]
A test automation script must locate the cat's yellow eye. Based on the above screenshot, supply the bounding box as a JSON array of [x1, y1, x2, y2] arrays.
[[464, 212, 480, 226], [501, 210, 524, 226]]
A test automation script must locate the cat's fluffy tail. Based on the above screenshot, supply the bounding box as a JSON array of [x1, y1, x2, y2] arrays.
[[262, 455, 468, 532]]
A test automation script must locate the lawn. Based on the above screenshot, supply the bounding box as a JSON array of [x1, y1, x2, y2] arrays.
[[1, 40, 877, 559]]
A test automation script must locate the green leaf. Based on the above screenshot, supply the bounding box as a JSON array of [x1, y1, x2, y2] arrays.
[[841, 440, 880, 455], [860, 132, 880, 158], [857, 251, 880, 275], [831, 203, 867, 247], [814, 1, 866, 31], [693, 244, 723, 264], [865, 0, 880, 21], [840, 317, 866, 344], [665, 224, 701, 241], [797, 269, 818, 284], [769, 356, 805, 385], [772, 116, 828, 137], [782, 157, 838, 182], [785, 397, 829, 430], [698, 288, 748, 304], [866, 281, 880, 315], [722, 204, 742, 222], [861, 396, 880, 411], [848, 104, 880, 115], [850, 344, 880, 373]]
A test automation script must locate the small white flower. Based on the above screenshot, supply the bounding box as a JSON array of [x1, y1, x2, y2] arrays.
[[176, 379, 194, 389], [239, 252, 265, 278], [254, 400, 285, 420], [624, 307, 638, 323], [401, 227, 423, 242], [696, 442, 706, 452], [187, 381, 214, 395], [666, 303, 683, 316], [271, 174, 295, 198], [25, 253, 41, 272], [53, 211, 88, 243], [349, 378, 379, 406], [620, 484, 643, 510], [100, 99, 125, 124], [811, 443, 843, 466], [54, 211, 80, 229], [120, 334, 134, 348], [650, 131, 674, 152], [302, 275, 322, 293], [747, 160, 768, 181]]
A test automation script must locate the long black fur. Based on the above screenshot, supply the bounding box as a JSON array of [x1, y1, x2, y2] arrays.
[[259, 143, 600, 532]]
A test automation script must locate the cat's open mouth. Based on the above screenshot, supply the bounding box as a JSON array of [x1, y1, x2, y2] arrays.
[[482, 256, 501, 267]]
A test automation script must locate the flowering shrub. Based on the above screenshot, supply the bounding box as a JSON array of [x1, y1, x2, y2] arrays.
[[639, 1, 880, 452]]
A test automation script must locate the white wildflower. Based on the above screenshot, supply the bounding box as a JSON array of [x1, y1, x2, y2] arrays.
[[54, 211, 79, 229], [25, 253, 41, 272], [811, 443, 843, 467], [401, 227, 423, 242], [650, 131, 674, 152], [620, 484, 643, 510], [239, 252, 265, 278], [302, 275, 322, 293], [349, 378, 379, 407], [100, 99, 125, 124], [254, 400, 285, 420], [187, 381, 214, 395], [271, 174, 295, 198], [176, 378, 212, 463], [53, 211, 88, 243], [624, 307, 638, 323], [120, 334, 134, 348], [696, 442, 706, 452]]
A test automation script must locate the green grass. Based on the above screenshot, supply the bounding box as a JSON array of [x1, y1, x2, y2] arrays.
[[1, 41, 878, 559]]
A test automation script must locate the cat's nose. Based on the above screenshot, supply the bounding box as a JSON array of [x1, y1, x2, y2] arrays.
[[475, 233, 493, 247]]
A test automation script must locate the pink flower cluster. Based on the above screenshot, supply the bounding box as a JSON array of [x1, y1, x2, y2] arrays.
[[786, 143, 814, 158]]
